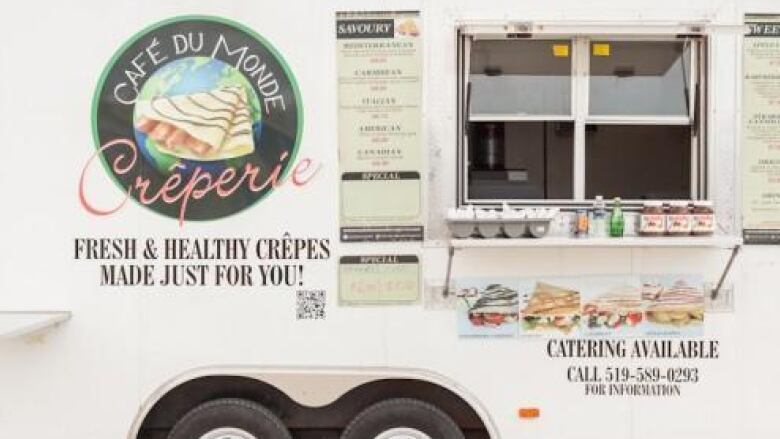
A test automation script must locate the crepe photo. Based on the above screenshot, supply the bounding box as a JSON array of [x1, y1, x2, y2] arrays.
[[641, 275, 705, 336], [456, 280, 519, 338], [520, 282, 581, 334], [397, 18, 420, 37], [134, 85, 256, 161], [582, 284, 644, 332]]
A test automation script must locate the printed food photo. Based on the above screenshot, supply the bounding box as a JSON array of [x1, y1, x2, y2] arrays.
[[582, 284, 645, 334], [520, 282, 581, 335], [457, 281, 520, 338]]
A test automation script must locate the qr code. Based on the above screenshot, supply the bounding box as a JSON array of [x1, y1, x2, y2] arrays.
[[296, 290, 326, 320]]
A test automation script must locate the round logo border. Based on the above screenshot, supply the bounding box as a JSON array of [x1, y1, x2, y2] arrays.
[[90, 14, 304, 222]]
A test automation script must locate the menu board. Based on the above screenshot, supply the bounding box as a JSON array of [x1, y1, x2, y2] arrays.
[[336, 11, 424, 242], [743, 15, 780, 244], [339, 255, 420, 305]]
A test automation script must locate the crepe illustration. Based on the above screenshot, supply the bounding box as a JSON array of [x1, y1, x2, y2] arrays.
[[583, 285, 643, 329], [466, 284, 519, 327], [521, 282, 581, 333], [397, 19, 419, 36], [645, 281, 704, 326], [641, 282, 664, 301], [134, 86, 255, 161]]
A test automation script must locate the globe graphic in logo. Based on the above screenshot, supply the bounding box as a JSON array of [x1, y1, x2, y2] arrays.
[[132, 56, 263, 176]]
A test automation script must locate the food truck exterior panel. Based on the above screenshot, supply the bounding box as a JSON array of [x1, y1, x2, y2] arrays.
[[1, 1, 779, 438]]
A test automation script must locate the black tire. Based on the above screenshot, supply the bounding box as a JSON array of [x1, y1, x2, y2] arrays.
[[168, 398, 292, 439], [341, 398, 465, 439]]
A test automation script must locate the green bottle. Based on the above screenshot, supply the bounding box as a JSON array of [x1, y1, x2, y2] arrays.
[[609, 197, 624, 238]]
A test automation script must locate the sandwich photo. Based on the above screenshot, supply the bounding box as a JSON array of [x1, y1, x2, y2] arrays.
[[645, 280, 704, 326], [582, 285, 643, 330], [521, 282, 581, 333], [134, 85, 256, 161]]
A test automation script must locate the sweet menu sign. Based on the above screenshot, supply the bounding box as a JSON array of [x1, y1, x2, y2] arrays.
[[743, 15, 780, 244], [336, 11, 423, 242]]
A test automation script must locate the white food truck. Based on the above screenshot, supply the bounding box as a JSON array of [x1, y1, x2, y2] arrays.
[[2, 1, 780, 439]]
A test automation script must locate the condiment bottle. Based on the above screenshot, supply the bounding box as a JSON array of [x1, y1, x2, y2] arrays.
[[666, 200, 692, 236], [576, 209, 589, 238], [590, 195, 607, 238], [639, 201, 665, 236], [609, 197, 624, 238], [692, 201, 715, 236]]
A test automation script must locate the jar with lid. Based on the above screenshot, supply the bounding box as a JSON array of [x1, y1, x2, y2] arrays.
[[575, 209, 589, 237], [639, 201, 665, 236], [692, 201, 715, 236], [666, 201, 692, 236]]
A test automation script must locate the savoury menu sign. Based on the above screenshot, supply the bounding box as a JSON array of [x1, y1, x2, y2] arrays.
[[743, 15, 780, 243], [336, 11, 424, 242]]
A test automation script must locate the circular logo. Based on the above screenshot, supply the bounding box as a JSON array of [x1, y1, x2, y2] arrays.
[[92, 16, 302, 222]]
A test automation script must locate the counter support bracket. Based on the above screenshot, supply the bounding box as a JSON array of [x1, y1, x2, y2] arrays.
[[443, 245, 455, 297], [711, 244, 741, 300]]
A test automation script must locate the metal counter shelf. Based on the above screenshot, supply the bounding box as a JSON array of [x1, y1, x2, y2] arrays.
[[442, 235, 742, 299], [449, 235, 742, 249], [0, 311, 72, 339]]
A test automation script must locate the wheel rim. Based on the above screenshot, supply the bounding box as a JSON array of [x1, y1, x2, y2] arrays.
[[373, 427, 432, 439], [198, 427, 258, 439]]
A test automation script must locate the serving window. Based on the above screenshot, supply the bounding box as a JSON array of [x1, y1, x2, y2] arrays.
[[457, 31, 707, 207]]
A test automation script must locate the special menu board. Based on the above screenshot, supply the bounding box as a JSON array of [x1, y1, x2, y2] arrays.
[[336, 11, 424, 242], [339, 255, 420, 305], [743, 15, 780, 244]]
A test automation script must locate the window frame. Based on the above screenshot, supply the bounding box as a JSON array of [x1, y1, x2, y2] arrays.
[[457, 29, 708, 209]]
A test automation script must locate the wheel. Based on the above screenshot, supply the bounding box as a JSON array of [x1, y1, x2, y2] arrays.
[[340, 398, 465, 439], [167, 398, 292, 439]]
